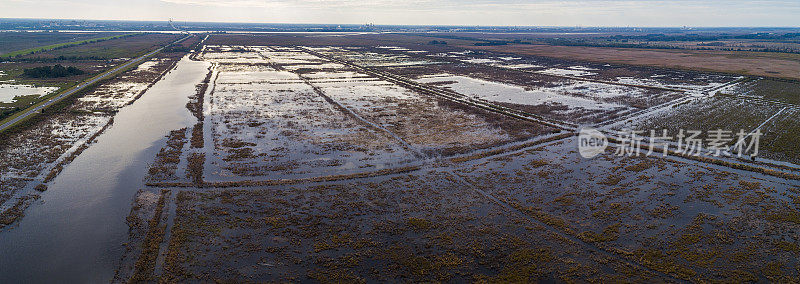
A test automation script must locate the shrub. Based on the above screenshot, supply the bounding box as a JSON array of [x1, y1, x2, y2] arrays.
[[23, 64, 85, 78]]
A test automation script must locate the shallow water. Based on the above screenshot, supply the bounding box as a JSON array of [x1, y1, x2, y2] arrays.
[[0, 56, 209, 283], [415, 74, 624, 110], [0, 84, 58, 103]]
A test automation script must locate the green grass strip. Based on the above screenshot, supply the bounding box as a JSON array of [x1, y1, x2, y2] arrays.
[[0, 33, 139, 58]]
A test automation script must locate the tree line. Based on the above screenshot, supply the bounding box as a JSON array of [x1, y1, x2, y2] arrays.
[[23, 65, 85, 78]]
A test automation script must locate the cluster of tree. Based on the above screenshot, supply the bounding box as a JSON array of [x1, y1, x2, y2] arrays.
[[0, 107, 21, 121], [164, 45, 192, 53], [23, 65, 85, 78], [428, 40, 448, 45], [546, 38, 678, 49], [474, 39, 531, 46], [474, 41, 508, 46], [606, 33, 800, 42], [544, 38, 800, 54]]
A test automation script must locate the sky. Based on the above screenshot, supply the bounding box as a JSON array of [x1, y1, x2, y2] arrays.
[[1, 0, 799, 27]]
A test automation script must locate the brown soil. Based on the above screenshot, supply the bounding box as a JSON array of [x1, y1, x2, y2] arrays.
[[468, 44, 800, 80]]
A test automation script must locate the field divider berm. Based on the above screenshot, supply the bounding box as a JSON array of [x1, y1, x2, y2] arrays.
[[432, 54, 691, 93], [299, 47, 579, 131], [0, 35, 193, 134]]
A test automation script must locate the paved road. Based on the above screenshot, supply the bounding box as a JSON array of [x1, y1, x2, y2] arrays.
[[0, 35, 191, 133]]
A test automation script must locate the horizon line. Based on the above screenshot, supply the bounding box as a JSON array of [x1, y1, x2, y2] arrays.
[[2, 17, 799, 30]]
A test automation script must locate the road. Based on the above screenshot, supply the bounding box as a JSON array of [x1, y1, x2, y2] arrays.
[[0, 35, 191, 133]]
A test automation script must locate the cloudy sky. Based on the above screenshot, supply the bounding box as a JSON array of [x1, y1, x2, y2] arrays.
[[2, 0, 799, 27]]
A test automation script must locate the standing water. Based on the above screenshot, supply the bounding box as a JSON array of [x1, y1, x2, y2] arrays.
[[0, 56, 209, 283]]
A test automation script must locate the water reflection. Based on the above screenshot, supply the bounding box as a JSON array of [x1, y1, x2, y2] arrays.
[[0, 56, 209, 283]]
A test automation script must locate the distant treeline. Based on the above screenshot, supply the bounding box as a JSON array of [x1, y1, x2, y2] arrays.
[[2, 33, 138, 59], [23, 65, 85, 78], [14, 55, 124, 62], [607, 33, 800, 42], [474, 39, 531, 46], [164, 45, 192, 53], [0, 107, 21, 121], [415, 34, 531, 46], [544, 38, 800, 54]]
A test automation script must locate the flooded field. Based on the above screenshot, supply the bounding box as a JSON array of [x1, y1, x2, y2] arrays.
[[0, 84, 58, 103], [113, 44, 800, 281], [1, 35, 799, 282], [723, 77, 800, 105], [144, 136, 800, 282], [314, 46, 695, 125], [179, 46, 556, 183], [456, 137, 800, 282], [627, 95, 800, 165]]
